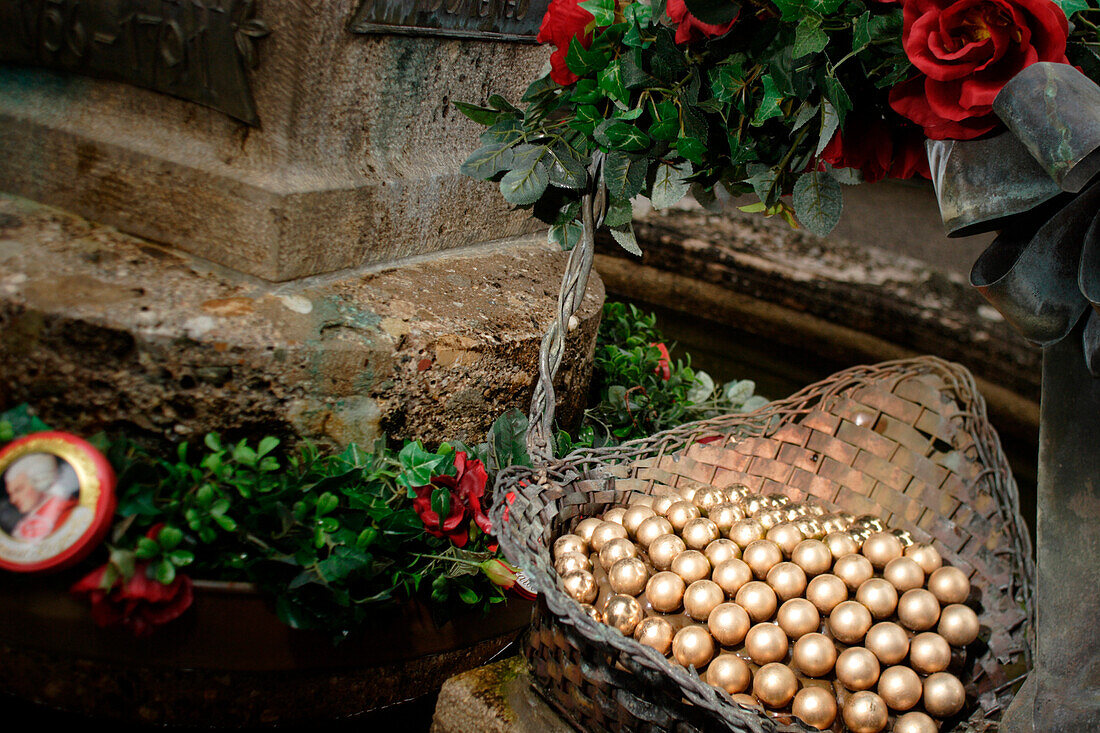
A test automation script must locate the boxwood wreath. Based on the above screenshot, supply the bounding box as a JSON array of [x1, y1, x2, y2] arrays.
[[457, 0, 1099, 243], [0, 302, 764, 637]]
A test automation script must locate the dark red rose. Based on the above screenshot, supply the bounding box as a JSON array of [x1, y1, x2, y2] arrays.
[[537, 0, 596, 85], [412, 452, 492, 547], [889, 0, 1069, 139], [71, 561, 193, 637], [651, 342, 672, 381], [667, 0, 737, 44], [821, 113, 932, 183]]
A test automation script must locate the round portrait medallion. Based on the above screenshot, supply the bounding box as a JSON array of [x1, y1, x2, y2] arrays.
[[0, 432, 116, 572]]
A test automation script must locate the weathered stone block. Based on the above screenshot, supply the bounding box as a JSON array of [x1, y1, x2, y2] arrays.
[[0, 194, 603, 449], [431, 656, 572, 733], [0, 0, 549, 281]]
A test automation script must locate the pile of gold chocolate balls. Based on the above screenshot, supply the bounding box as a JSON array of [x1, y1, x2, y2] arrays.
[[553, 486, 979, 732]]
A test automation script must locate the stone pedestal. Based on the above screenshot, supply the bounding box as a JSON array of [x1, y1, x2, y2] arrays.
[[431, 656, 572, 733], [0, 193, 603, 448], [0, 0, 547, 281]]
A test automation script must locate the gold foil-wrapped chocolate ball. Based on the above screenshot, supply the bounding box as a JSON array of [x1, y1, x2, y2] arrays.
[[704, 538, 740, 567], [636, 516, 674, 548], [708, 602, 751, 646], [861, 531, 904, 570], [777, 598, 820, 639], [707, 503, 743, 534], [928, 565, 971, 605], [672, 625, 715, 669], [764, 492, 791, 508], [855, 515, 886, 532], [599, 537, 637, 570], [684, 579, 724, 621], [724, 483, 750, 502], [731, 693, 762, 709], [743, 540, 784, 579], [766, 523, 805, 557], [713, 557, 753, 596], [806, 574, 848, 614], [666, 501, 702, 533], [795, 517, 826, 540], [649, 533, 688, 571], [609, 557, 649, 596], [883, 556, 925, 592], [693, 487, 727, 513], [555, 551, 591, 575], [894, 711, 938, 733], [602, 507, 627, 525], [829, 600, 873, 644], [677, 486, 699, 502], [834, 553, 875, 591], [622, 505, 656, 537], [766, 561, 808, 601], [574, 518, 603, 545], [792, 686, 837, 730], [634, 616, 675, 655], [909, 632, 951, 674], [836, 646, 881, 690], [729, 518, 766, 549], [938, 603, 980, 646], [824, 531, 860, 558], [562, 570, 598, 604], [865, 621, 910, 665], [735, 580, 778, 623], [753, 663, 798, 708], [745, 622, 788, 664], [905, 543, 943, 575], [742, 493, 770, 516], [923, 672, 966, 717], [897, 588, 941, 631], [878, 665, 922, 711], [682, 517, 721, 550], [554, 534, 587, 559], [604, 594, 644, 635], [856, 578, 899, 619], [590, 522, 629, 552], [792, 539, 833, 577], [671, 549, 711, 584], [578, 603, 602, 622], [646, 571, 686, 613], [756, 508, 786, 531], [706, 653, 752, 694], [792, 632, 837, 677], [652, 495, 676, 517], [842, 691, 889, 733]]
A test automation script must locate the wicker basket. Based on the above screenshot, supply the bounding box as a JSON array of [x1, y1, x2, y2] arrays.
[[490, 171, 1034, 732]]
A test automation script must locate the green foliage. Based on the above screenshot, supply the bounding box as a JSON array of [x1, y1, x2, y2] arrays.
[[456, 0, 919, 242], [557, 302, 768, 453]]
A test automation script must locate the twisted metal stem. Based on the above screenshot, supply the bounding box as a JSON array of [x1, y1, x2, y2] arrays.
[[526, 154, 607, 462]]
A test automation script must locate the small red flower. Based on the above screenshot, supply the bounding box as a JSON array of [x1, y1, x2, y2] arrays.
[[666, 0, 738, 44], [537, 0, 597, 85], [651, 342, 672, 381], [70, 560, 193, 637], [412, 452, 493, 547], [820, 112, 932, 183]]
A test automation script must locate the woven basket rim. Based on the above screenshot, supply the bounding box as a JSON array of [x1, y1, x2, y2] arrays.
[[493, 356, 1034, 732]]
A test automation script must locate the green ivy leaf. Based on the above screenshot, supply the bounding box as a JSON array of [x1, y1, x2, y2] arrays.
[[565, 36, 610, 78], [1054, 0, 1090, 16], [771, 0, 843, 21], [822, 75, 852, 127], [675, 136, 707, 165], [430, 487, 452, 524], [751, 74, 785, 126], [793, 16, 829, 59], [487, 408, 531, 471], [570, 79, 603, 104], [570, 104, 603, 135], [452, 101, 501, 125], [708, 58, 746, 104], [792, 170, 843, 236], [397, 441, 454, 496], [623, 0, 653, 25], [610, 223, 642, 256], [500, 146, 551, 205], [579, 0, 616, 26], [521, 74, 559, 102], [650, 161, 692, 210], [597, 61, 628, 104], [487, 94, 520, 113]]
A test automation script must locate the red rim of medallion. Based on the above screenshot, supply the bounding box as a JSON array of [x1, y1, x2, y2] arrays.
[[0, 432, 116, 573]]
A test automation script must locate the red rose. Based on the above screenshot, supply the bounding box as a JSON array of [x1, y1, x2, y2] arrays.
[[70, 561, 194, 637], [537, 0, 596, 85], [412, 452, 492, 547], [821, 113, 932, 183], [667, 0, 737, 44], [889, 0, 1069, 139], [651, 342, 672, 381]]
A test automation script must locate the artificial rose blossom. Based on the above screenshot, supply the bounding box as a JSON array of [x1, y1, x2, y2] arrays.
[[666, 0, 737, 44], [412, 451, 492, 548], [651, 342, 672, 381], [70, 532, 194, 638], [537, 0, 597, 85], [889, 0, 1069, 139], [820, 113, 932, 183]]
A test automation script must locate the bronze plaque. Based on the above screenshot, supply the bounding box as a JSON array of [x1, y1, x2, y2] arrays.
[[0, 0, 269, 125], [350, 0, 549, 42]]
